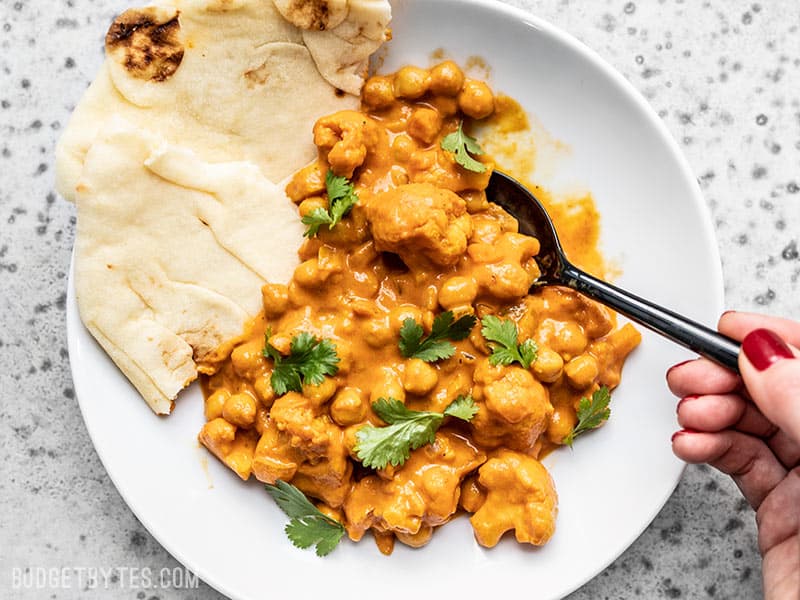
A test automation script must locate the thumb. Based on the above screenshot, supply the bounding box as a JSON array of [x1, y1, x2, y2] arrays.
[[740, 328, 800, 444]]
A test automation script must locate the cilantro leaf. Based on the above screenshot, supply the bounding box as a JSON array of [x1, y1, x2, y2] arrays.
[[262, 332, 340, 396], [301, 170, 358, 238], [398, 311, 477, 363], [480, 315, 538, 369], [301, 207, 333, 238], [562, 386, 612, 447], [355, 396, 478, 470], [441, 120, 488, 173], [265, 480, 345, 557], [443, 394, 480, 421]]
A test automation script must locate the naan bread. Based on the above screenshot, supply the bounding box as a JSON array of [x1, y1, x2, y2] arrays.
[[57, 0, 391, 413]]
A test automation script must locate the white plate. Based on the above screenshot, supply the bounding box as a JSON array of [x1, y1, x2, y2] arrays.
[[67, 1, 723, 598]]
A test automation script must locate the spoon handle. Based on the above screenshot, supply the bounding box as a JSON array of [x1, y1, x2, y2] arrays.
[[558, 263, 741, 372]]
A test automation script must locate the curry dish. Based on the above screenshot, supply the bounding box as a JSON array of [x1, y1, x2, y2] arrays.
[[198, 61, 641, 554]]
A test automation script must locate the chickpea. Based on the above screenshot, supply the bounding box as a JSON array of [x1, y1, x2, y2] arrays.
[[302, 377, 338, 406], [231, 339, 266, 379], [438, 276, 479, 310], [293, 258, 324, 288], [547, 404, 577, 445], [285, 162, 326, 202], [402, 358, 439, 395], [253, 374, 276, 406], [362, 75, 395, 109], [564, 354, 600, 390], [533, 347, 564, 383], [261, 283, 289, 318], [393, 66, 430, 99], [549, 321, 588, 360], [392, 133, 417, 162], [370, 368, 405, 405], [389, 305, 424, 335], [407, 107, 443, 145], [222, 392, 257, 428], [458, 79, 495, 119], [298, 196, 328, 218], [205, 388, 229, 421], [362, 315, 394, 348], [429, 61, 465, 96], [330, 388, 367, 426]]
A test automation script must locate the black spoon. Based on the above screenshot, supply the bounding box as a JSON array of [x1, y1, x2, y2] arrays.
[[486, 170, 741, 372]]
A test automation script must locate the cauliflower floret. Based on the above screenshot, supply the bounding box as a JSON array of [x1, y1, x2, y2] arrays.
[[366, 183, 473, 269], [344, 431, 486, 551], [470, 360, 553, 452], [252, 392, 352, 507], [469, 449, 557, 547], [313, 110, 387, 178]]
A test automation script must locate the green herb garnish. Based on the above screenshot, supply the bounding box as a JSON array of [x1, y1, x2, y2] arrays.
[[480, 315, 538, 369], [398, 311, 477, 363], [302, 170, 359, 237], [263, 331, 339, 396], [562, 386, 612, 447], [355, 396, 479, 470], [440, 120, 487, 173], [265, 480, 346, 556]]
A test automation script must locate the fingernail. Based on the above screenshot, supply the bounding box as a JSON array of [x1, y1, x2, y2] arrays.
[[721, 309, 737, 318], [666, 359, 694, 379], [742, 328, 794, 371], [676, 395, 699, 413], [671, 428, 699, 443]]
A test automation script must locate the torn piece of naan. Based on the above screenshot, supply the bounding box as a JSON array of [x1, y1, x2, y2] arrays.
[[57, 0, 391, 414], [57, 0, 391, 201], [74, 120, 304, 414]]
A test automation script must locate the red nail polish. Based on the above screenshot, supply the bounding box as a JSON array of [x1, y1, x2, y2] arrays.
[[676, 395, 699, 412], [671, 428, 699, 442], [742, 328, 794, 371]]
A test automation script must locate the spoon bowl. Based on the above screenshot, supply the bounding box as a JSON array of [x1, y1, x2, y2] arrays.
[[486, 170, 741, 371]]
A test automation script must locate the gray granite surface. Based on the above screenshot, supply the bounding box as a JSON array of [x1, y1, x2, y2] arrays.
[[1, 0, 799, 598]]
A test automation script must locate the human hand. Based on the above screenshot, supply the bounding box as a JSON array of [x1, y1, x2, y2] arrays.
[[666, 311, 800, 600]]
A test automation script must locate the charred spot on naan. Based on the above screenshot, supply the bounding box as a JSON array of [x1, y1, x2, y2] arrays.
[[106, 7, 184, 82], [274, 0, 347, 31]]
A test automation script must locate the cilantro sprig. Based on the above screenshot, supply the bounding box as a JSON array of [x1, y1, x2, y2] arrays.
[[265, 480, 345, 556], [480, 315, 538, 369], [562, 386, 612, 447], [302, 170, 359, 237], [355, 396, 479, 470], [441, 120, 488, 173], [262, 331, 340, 396], [399, 311, 477, 363]]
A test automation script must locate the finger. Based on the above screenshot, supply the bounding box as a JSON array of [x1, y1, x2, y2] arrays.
[[671, 429, 787, 509], [720, 310, 800, 346], [677, 393, 776, 435], [677, 394, 800, 468], [739, 329, 800, 445], [666, 358, 741, 398]]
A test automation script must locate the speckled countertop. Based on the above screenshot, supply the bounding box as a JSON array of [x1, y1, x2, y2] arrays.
[[1, 0, 798, 598]]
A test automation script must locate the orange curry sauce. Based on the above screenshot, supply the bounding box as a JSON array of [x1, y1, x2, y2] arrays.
[[198, 61, 640, 555]]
